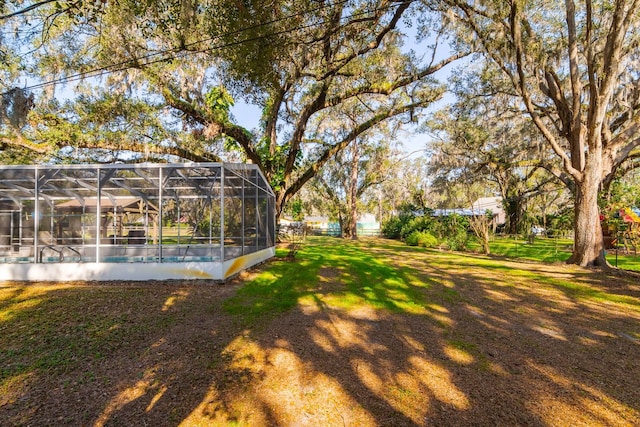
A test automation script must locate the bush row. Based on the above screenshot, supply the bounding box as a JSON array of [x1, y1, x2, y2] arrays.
[[382, 212, 470, 251]]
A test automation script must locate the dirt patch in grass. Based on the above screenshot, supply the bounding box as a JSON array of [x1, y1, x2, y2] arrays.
[[1, 238, 639, 426]]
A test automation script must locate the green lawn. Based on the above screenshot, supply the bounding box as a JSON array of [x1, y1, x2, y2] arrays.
[[224, 237, 432, 326], [606, 249, 640, 271], [468, 235, 640, 271], [226, 236, 640, 326], [471, 235, 574, 262], [1, 236, 639, 426]]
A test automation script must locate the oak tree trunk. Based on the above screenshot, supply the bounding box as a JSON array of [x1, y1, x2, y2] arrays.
[[504, 196, 525, 235], [567, 158, 608, 267], [348, 142, 360, 240]]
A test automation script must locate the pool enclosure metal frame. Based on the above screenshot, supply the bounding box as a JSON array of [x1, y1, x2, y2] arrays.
[[0, 163, 276, 281]]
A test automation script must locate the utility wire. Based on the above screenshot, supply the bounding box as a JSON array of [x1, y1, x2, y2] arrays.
[[0, 0, 59, 21], [5, 0, 399, 95]]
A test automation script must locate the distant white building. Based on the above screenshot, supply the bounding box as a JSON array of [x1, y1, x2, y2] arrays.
[[358, 213, 379, 227], [304, 216, 330, 229], [431, 197, 505, 228], [469, 197, 505, 225]]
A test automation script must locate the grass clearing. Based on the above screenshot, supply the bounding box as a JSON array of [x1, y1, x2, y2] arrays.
[[607, 251, 640, 271], [468, 234, 640, 272], [1, 236, 639, 426], [468, 235, 574, 262]]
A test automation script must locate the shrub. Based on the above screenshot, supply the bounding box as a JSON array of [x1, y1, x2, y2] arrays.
[[405, 230, 420, 246], [381, 217, 399, 239], [406, 230, 438, 248], [399, 215, 433, 240], [444, 230, 469, 251], [432, 214, 469, 251], [418, 231, 438, 247], [382, 215, 407, 239], [384, 212, 470, 251]]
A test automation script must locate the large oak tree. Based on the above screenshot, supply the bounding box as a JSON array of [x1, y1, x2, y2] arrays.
[[443, 0, 640, 267], [1, 0, 463, 220]]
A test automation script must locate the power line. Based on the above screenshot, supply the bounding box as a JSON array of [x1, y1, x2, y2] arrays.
[[7, 0, 399, 95], [0, 0, 58, 21]]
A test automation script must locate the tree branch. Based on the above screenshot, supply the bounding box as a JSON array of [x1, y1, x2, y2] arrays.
[[0, 0, 59, 21], [284, 100, 423, 204]]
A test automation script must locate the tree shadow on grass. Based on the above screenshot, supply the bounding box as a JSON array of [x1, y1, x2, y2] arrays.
[[0, 281, 280, 426], [1, 237, 638, 426], [213, 238, 640, 425]]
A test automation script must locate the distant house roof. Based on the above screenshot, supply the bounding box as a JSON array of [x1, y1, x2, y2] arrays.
[[432, 208, 475, 217], [470, 197, 503, 213], [429, 197, 505, 224]]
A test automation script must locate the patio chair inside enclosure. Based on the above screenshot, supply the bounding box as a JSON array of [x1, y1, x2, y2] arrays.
[[0, 163, 276, 281]]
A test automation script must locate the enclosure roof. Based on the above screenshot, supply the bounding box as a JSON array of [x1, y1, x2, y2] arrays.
[[0, 162, 274, 205]]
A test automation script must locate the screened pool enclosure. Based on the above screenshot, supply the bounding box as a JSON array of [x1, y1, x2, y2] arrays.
[[0, 163, 276, 281]]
